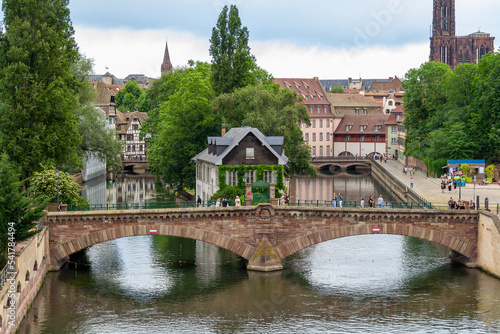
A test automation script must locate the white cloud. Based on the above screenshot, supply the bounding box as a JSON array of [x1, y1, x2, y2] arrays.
[[74, 26, 428, 80]]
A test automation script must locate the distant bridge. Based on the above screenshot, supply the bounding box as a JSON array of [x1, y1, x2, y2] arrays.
[[46, 204, 479, 272], [310, 156, 371, 172]]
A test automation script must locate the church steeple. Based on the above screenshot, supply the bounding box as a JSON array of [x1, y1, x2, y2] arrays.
[[432, 0, 455, 37], [161, 39, 173, 74]]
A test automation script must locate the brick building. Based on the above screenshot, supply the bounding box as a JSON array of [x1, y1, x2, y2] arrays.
[[429, 0, 494, 68]]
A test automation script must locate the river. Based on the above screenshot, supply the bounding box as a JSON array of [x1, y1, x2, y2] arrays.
[[18, 171, 500, 333]]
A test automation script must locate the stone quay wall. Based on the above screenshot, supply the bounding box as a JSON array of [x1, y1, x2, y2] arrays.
[[0, 227, 49, 333], [477, 211, 500, 278]]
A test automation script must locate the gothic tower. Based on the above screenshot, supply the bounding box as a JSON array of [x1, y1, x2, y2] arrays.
[[161, 39, 173, 74], [430, 0, 494, 68], [432, 0, 455, 37]]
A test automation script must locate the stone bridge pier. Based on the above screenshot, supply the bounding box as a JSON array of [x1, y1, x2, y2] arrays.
[[45, 204, 480, 272]]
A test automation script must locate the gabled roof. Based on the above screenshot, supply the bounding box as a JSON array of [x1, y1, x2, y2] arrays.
[[274, 78, 327, 105], [192, 127, 288, 166], [335, 115, 390, 134]]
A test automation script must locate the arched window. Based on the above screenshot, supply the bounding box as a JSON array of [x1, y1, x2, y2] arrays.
[[25, 271, 30, 281], [33, 261, 38, 272]]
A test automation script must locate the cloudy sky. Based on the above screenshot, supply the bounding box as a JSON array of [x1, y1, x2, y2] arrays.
[[68, 0, 500, 80]]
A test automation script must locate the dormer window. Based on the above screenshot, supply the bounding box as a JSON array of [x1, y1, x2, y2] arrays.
[[360, 125, 367, 132], [355, 108, 359, 115], [345, 125, 353, 131], [374, 125, 382, 132], [363, 108, 367, 115]]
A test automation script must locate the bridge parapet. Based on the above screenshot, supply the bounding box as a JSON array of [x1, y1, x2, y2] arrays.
[[46, 205, 480, 272]]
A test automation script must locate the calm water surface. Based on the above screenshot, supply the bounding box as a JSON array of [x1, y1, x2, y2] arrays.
[[19, 172, 500, 333]]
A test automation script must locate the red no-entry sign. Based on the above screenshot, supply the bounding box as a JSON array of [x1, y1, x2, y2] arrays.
[[149, 229, 157, 234], [372, 227, 380, 233]]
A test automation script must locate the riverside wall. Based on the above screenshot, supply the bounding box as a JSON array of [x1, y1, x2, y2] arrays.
[[0, 227, 49, 333], [477, 211, 500, 278]]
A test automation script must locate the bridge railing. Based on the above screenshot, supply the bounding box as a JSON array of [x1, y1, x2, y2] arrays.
[[311, 156, 369, 162], [68, 199, 432, 211]]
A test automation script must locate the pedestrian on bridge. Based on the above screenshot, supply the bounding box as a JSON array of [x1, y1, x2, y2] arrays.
[[378, 195, 384, 208], [332, 193, 337, 207], [410, 177, 414, 188], [338, 193, 343, 207]]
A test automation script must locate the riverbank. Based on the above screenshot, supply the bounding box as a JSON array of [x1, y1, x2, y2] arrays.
[[382, 159, 500, 209]]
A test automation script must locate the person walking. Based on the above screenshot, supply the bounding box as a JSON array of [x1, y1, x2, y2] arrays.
[[222, 198, 228, 207], [378, 195, 384, 208], [197, 195, 202, 207], [338, 193, 343, 207], [332, 193, 337, 207], [410, 177, 414, 188], [369, 195, 375, 208], [361, 198, 365, 208]]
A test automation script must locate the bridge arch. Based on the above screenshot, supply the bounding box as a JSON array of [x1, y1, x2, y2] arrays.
[[50, 224, 256, 269], [274, 222, 477, 264]]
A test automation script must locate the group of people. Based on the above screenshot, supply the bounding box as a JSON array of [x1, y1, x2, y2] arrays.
[[197, 195, 242, 207], [360, 195, 385, 208], [331, 193, 344, 207], [448, 197, 475, 210], [402, 166, 417, 176]]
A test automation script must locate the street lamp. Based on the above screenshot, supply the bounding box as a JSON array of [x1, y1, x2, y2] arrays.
[[56, 170, 60, 211]]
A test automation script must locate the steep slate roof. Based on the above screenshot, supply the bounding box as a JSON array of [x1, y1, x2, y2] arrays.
[[326, 93, 381, 108], [192, 127, 288, 166], [89, 73, 125, 85], [335, 115, 390, 134]]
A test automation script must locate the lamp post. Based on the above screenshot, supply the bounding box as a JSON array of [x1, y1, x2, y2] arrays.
[[56, 170, 60, 211]]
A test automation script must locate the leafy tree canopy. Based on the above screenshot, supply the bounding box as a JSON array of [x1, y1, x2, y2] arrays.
[[115, 80, 145, 112], [0, 154, 46, 259], [0, 0, 82, 180], [403, 53, 500, 166], [209, 5, 265, 95], [330, 86, 345, 94], [147, 61, 221, 190], [29, 165, 87, 206], [212, 85, 316, 177]]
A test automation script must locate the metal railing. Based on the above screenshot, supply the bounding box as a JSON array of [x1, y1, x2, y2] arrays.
[[68, 198, 433, 211]]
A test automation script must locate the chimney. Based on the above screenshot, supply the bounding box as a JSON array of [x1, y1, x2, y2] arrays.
[[313, 77, 319, 82], [221, 123, 226, 136]]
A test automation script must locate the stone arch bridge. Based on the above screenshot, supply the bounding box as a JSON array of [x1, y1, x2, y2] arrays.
[[310, 157, 371, 173], [45, 204, 480, 272]]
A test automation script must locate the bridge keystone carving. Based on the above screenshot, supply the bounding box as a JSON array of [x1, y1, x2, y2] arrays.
[[46, 205, 480, 272]]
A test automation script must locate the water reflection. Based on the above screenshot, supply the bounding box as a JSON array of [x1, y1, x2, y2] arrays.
[[20, 235, 500, 334], [291, 170, 397, 203]]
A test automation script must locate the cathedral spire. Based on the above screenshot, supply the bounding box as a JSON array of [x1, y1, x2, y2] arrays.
[[161, 38, 173, 74]]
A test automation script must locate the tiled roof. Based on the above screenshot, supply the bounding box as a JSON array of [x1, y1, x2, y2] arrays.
[[335, 115, 390, 134], [326, 93, 381, 108], [274, 78, 327, 105], [115, 110, 148, 135]]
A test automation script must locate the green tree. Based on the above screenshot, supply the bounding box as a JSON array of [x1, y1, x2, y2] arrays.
[[0, 0, 82, 181], [0, 154, 46, 266], [148, 62, 221, 189], [403, 61, 452, 159], [212, 85, 316, 177], [330, 86, 345, 94], [115, 80, 144, 112], [209, 5, 258, 95], [469, 52, 500, 162], [29, 165, 86, 206]]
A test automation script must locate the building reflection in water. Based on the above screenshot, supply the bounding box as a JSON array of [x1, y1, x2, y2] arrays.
[[82, 173, 157, 205], [291, 170, 395, 203]]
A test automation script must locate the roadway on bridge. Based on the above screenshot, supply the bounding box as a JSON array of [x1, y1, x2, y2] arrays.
[[381, 159, 500, 209]]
